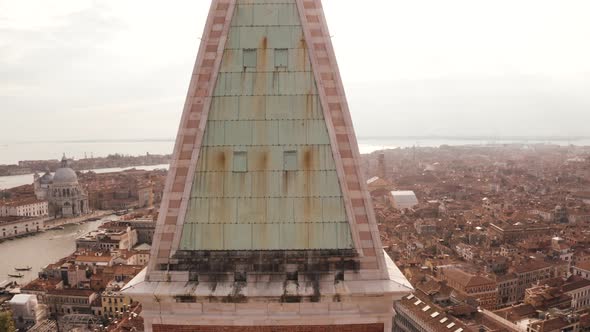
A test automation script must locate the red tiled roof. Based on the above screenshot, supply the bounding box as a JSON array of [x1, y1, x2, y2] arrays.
[[47, 289, 95, 297], [575, 261, 590, 272], [443, 268, 495, 288]]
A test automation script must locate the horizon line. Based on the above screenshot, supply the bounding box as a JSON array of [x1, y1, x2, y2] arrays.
[[3, 135, 590, 145]]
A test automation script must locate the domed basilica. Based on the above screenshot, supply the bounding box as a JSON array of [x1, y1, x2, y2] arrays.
[[34, 155, 90, 218]]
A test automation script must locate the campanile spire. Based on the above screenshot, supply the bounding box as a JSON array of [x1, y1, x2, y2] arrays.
[[125, 1, 412, 330]]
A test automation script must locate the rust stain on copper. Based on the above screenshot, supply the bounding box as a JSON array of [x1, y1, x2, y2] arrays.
[[258, 150, 269, 170], [261, 36, 268, 49], [299, 36, 307, 50], [216, 151, 227, 171], [282, 171, 290, 196], [303, 147, 313, 170], [224, 49, 234, 71]]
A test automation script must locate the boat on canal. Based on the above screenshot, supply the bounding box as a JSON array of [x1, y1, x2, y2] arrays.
[[14, 266, 32, 271], [8, 273, 24, 278]]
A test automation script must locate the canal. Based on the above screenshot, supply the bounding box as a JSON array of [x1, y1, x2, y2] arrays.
[[0, 216, 115, 286]]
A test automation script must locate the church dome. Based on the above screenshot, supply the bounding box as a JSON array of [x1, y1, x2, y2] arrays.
[[53, 167, 78, 184], [39, 172, 54, 184], [53, 154, 79, 184]]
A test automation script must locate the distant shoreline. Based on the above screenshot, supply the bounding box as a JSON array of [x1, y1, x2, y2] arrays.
[[358, 135, 590, 142], [1, 137, 589, 166], [0, 153, 170, 176], [0, 164, 170, 190]]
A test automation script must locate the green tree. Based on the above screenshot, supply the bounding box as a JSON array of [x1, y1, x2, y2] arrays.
[[0, 312, 16, 332]]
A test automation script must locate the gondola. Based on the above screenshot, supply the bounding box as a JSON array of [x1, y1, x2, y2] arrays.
[[14, 266, 32, 272], [8, 273, 24, 278]]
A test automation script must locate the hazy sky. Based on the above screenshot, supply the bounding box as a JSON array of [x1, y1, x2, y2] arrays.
[[1, 0, 589, 142]]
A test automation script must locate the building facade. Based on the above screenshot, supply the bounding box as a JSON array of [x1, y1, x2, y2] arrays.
[[0, 199, 48, 217], [513, 260, 553, 301], [0, 216, 45, 240], [488, 222, 551, 243], [45, 289, 97, 315], [76, 227, 138, 251], [101, 290, 132, 319], [124, 0, 412, 331], [562, 278, 590, 311], [128, 217, 156, 244], [496, 273, 519, 307]]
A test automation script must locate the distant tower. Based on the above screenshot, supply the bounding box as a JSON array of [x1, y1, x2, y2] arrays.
[[33, 172, 41, 197], [378, 152, 386, 179], [553, 205, 568, 224], [124, 1, 412, 331]]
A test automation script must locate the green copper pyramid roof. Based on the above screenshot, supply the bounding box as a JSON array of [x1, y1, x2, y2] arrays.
[[179, 0, 353, 251]]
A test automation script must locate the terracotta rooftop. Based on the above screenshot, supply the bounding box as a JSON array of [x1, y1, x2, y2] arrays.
[[22, 278, 62, 292], [513, 260, 552, 274], [417, 279, 443, 295], [0, 197, 46, 207], [47, 288, 95, 297], [75, 254, 113, 263], [562, 277, 590, 292], [493, 304, 536, 321], [107, 265, 144, 277], [529, 317, 574, 332], [574, 261, 590, 271], [443, 268, 496, 288]]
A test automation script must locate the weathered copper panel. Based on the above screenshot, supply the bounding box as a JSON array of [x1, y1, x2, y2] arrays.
[[251, 223, 280, 249]]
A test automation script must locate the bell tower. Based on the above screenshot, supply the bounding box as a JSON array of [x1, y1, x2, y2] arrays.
[[124, 1, 412, 331]]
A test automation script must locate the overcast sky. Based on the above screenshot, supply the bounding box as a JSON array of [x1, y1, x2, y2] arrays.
[[1, 0, 589, 143]]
